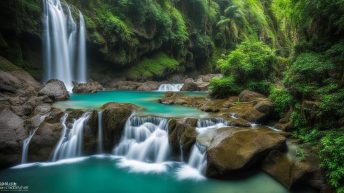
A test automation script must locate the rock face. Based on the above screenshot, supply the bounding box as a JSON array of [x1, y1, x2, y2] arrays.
[[72, 81, 104, 93], [181, 82, 201, 91], [137, 81, 160, 91], [206, 127, 286, 177], [168, 119, 197, 159], [39, 79, 69, 101], [238, 90, 265, 102], [0, 108, 26, 168], [101, 103, 137, 152], [0, 70, 40, 97]]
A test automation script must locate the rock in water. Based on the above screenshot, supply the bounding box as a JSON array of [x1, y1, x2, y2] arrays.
[[72, 81, 104, 93], [206, 127, 286, 177], [39, 79, 69, 101]]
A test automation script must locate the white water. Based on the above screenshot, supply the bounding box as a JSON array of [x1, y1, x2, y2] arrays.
[[43, 0, 87, 91], [187, 118, 228, 173], [52, 112, 90, 160], [114, 116, 170, 163], [77, 11, 87, 83], [97, 111, 103, 153], [21, 116, 46, 163], [158, 84, 184, 91]]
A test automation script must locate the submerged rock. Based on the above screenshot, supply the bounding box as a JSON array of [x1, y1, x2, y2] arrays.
[[39, 79, 69, 101], [0, 108, 25, 168], [72, 81, 104, 93], [206, 127, 286, 177]]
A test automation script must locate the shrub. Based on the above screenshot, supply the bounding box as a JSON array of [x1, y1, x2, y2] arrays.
[[269, 85, 293, 115], [320, 130, 344, 193], [209, 76, 240, 98]]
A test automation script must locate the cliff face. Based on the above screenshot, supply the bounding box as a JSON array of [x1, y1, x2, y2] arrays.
[[0, 0, 288, 81]]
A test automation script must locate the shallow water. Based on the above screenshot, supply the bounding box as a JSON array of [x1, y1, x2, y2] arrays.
[[0, 156, 296, 193], [55, 91, 208, 117]]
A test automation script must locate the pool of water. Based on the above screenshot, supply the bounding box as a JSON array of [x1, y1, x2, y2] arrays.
[[0, 156, 295, 193], [54, 91, 208, 117]]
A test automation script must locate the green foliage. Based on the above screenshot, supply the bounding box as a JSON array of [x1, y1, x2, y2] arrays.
[[210, 39, 276, 97], [320, 130, 344, 193], [269, 85, 293, 115], [127, 52, 180, 80], [209, 76, 240, 98], [0, 56, 22, 71]]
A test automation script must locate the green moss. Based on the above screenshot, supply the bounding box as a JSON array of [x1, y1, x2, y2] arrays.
[[0, 56, 22, 71], [127, 52, 180, 80]]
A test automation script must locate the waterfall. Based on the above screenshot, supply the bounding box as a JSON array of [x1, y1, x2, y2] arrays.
[[43, 0, 87, 92], [186, 118, 228, 173], [114, 116, 170, 163], [52, 112, 90, 161], [77, 11, 87, 83], [21, 116, 46, 164], [97, 111, 103, 153], [158, 84, 184, 92]]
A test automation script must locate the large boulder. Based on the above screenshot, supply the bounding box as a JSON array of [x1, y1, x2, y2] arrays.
[[39, 79, 69, 101], [206, 127, 286, 177], [28, 121, 63, 162], [168, 119, 197, 159], [262, 143, 331, 192], [101, 103, 136, 152], [238, 90, 265, 102], [72, 81, 104, 93], [137, 81, 160, 91], [0, 108, 26, 168], [158, 92, 207, 107]]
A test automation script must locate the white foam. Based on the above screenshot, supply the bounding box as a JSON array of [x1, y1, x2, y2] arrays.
[[116, 158, 168, 174], [175, 165, 205, 181], [12, 157, 89, 169]]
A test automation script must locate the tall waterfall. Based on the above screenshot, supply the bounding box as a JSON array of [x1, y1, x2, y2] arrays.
[[187, 118, 228, 173], [43, 0, 87, 91], [52, 112, 90, 161], [158, 84, 184, 92], [114, 116, 170, 163]]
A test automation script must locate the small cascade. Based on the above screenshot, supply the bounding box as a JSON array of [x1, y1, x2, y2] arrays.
[[186, 118, 229, 173], [21, 115, 46, 164], [52, 112, 90, 161], [43, 0, 87, 91], [114, 115, 170, 163], [158, 84, 184, 92], [97, 111, 103, 153]]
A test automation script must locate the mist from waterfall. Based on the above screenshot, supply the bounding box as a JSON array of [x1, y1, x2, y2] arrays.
[[43, 0, 87, 91]]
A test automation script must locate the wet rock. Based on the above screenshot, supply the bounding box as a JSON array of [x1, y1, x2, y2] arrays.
[[102, 105, 134, 152], [101, 102, 142, 112], [0, 108, 25, 168], [158, 92, 207, 107], [200, 99, 227, 112], [66, 109, 85, 124], [45, 108, 65, 124], [238, 90, 265, 102], [254, 100, 273, 114], [33, 103, 52, 115], [83, 110, 99, 155], [227, 103, 265, 122], [137, 81, 160, 91], [72, 81, 104, 93], [181, 82, 201, 91], [168, 119, 197, 159], [107, 81, 142, 90], [28, 121, 63, 162], [262, 143, 330, 192], [206, 127, 286, 177], [39, 79, 69, 101]]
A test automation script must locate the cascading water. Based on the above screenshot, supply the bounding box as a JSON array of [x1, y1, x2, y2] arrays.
[[114, 115, 170, 163], [43, 0, 87, 91], [187, 118, 228, 173], [21, 115, 46, 164], [52, 112, 90, 161], [158, 84, 184, 92], [97, 111, 103, 153]]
